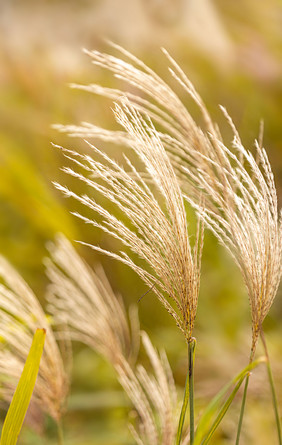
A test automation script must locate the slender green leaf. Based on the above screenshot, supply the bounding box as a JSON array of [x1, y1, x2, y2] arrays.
[[0, 328, 46, 445], [201, 377, 244, 445], [194, 357, 266, 445]]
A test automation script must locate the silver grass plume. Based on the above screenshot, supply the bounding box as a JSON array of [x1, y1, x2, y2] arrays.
[[46, 235, 180, 444], [117, 332, 179, 445], [55, 43, 282, 357], [54, 99, 203, 343], [45, 234, 139, 367], [0, 256, 69, 421]]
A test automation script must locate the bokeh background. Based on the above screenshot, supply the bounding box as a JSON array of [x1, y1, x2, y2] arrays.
[[0, 0, 282, 443]]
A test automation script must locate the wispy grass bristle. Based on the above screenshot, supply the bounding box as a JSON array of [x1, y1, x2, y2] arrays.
[[56, 44, 282, 355], [55, 98, 203, 342], [0, 256, 69, 422], [46, 234, 180, 444]]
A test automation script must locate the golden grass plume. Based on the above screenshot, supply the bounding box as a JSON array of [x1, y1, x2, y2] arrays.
[[46, 234, 180, 444], [54, 96, 204, 343], [55, 43, 282, 356]]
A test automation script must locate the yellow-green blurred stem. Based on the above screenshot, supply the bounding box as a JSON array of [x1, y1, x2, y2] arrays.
[[57, 420, 64, 445]]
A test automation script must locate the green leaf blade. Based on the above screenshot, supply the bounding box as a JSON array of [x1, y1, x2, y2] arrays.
[[0, 328, 46, 445], [194, 357, 266, 445]]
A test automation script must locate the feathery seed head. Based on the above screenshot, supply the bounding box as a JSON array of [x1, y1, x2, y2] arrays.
[[56, 44, 281, 355], [55, 97, 203, 342], [116, 332, 179, 445], [46, 234, 139, 367], [0, 256, 69, 422], [46, 234, 180, 444]]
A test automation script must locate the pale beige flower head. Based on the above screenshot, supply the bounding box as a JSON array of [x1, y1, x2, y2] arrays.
[[0, 256, 69, 422], [46, 234, 139, 367], [55, 43, 282, 355], [54, 97, 203, 343], [46, 234, 180, 444], [117, 332, 179, 445]]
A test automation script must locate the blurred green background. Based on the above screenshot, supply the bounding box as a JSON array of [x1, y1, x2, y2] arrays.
[[0, 0, 282, 443]]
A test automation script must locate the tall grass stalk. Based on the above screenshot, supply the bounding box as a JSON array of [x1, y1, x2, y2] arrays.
[[236, 339, 256, 445], [188, 338, 196, 444], [236, 330, 282, 445], [235, 373, 250, 445], [57, 421, 64, 445], [176, 352, 189, 445], [176, 338, 196, 445], [260, 331, 282, 445]]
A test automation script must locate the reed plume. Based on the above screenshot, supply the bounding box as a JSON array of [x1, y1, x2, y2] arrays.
[[46, 234, 139, 366], [0, 256, 69, 422], [54, 97, 203, 343], [117, 332, 178, 445], [55, 43, 282, 356], [46, 234, 180, 444]]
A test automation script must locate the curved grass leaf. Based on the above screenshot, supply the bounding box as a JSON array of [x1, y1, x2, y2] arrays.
[[194, 357, 266, 445], [201, 377, 244, 445], [0, 328, 46, 445]]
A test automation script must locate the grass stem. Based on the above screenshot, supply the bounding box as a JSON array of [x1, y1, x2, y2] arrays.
[[260, 330, 282, 445], [176, 337, 196, 445], [235, 373, 249, 445], [57, 420, 64, 445], [189, 338, 196, 444]]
